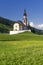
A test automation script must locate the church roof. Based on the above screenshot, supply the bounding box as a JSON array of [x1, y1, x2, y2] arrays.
[[14, 20, 24, 25]]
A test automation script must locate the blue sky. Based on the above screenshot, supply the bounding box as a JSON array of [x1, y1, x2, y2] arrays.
[[0, 0, 43, 28]]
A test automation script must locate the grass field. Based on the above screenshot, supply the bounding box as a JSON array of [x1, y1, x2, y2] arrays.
[[0, 32, 43, 41], [0, 32, 43, 65]]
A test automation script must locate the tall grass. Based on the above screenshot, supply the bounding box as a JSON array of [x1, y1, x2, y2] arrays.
[[0, 41, 43, 65]]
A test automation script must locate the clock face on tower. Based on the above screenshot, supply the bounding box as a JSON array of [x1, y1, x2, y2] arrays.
[[23, 18, 27, 25], [24, 20, 25, 23]]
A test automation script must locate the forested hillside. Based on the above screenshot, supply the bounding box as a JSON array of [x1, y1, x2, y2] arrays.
[[30, 27, 43, 35], [0, 17, 15, 33]]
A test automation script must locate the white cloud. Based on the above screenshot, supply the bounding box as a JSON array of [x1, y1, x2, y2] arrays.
[[29, 21, 43, 30], [37, 24, 43, 30], [29, 22, 34, 27], [38, 24, 43, 28]]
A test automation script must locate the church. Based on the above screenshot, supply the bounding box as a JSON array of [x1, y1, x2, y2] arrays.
[[10, 10, 31, 34], [13, 10, 28, 31]]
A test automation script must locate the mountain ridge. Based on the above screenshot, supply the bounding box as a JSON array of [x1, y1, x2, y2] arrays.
[[0, 17, 15, 33]]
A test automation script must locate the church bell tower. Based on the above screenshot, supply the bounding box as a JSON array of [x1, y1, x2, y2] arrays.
[[23, 9, 27, 26]]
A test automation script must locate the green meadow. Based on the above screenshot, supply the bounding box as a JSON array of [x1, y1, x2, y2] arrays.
[[0, 32, 43, 65]]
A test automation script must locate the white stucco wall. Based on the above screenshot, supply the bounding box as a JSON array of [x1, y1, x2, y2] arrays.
[[10, 30, 25, 34], [13, 23, 19, 31], [23, 16, 27, 26], [9, 30, 31, 35]]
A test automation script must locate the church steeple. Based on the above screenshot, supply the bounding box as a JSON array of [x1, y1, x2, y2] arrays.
[[23, 9, 27, 16], [23, 9, 27, 26]]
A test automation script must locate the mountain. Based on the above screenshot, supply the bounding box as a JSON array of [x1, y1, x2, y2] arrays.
[[30, 26, 43, 35], [0, 17, 15, 33]]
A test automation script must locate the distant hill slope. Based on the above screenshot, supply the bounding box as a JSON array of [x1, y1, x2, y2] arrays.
[[0, 17, 15, 33], [30, 27, 43, 35]]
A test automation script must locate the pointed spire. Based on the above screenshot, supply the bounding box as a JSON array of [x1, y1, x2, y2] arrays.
[[24, 9, 27, 16]]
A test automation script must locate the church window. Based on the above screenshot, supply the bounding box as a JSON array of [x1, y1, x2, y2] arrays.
[[15, 26, 17, 28], [15, 29, 17, 31]]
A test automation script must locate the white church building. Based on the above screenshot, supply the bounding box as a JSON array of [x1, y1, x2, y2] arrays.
[[10, 10, 31, 34]]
